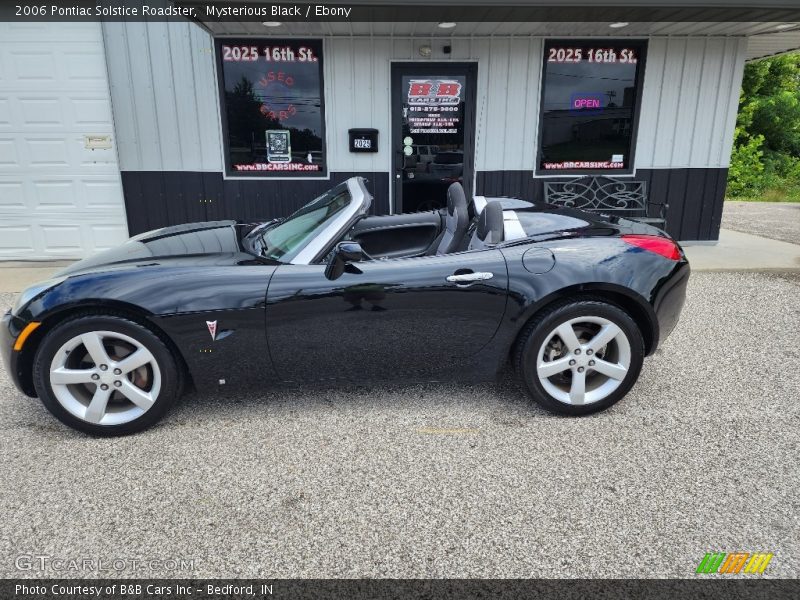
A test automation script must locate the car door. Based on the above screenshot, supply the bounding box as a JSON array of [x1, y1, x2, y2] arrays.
[[265, 249, 508, 382]]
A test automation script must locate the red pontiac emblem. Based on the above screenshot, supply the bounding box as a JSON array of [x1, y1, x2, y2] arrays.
[[408, 79, 462, 105]]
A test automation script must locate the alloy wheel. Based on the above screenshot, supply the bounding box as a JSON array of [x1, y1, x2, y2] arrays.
[[535, 316, 631, 405], [48, 330, 161, 425]]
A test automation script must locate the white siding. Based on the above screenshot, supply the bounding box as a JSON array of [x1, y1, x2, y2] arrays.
[[103, 22, 747, 175], [102, 20, 222, 172], [635, 36, 747, 169], [322, 36, 542, 174], [0, 21, 127, 259]]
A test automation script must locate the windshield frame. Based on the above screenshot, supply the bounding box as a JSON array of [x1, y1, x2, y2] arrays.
[[268, 177, 370, 265]]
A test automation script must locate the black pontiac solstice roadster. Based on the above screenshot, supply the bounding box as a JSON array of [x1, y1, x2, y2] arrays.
[[2, 178, 689, 435]]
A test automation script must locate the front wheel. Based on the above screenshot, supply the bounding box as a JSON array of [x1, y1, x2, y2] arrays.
[[33, 315, 182, 435], [515, 300, 645, 415]]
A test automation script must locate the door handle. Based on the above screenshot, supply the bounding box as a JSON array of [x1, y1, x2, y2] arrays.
[[446, 272, 493, 283]]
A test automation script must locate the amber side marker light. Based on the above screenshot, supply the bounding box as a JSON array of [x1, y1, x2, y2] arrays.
[[622, 234, 682, 261], [13, 322, 41, 351]]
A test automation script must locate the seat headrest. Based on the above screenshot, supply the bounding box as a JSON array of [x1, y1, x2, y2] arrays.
[[472, 195, 487, 215], [446, 182, 467, 216], [477, 201, 504, 244]]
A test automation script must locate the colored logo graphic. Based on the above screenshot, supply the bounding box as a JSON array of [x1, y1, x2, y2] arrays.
[[407, 79, 462, 105], [696, 552, 773, 574]]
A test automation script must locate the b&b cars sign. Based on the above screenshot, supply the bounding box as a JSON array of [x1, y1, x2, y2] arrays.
[[405, 79, 463, 135], [407, 79, 462, 105]]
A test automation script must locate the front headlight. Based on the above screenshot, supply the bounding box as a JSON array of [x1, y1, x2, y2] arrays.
[[12, 277, 68, 316]]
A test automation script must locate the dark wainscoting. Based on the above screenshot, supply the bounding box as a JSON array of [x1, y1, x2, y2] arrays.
[[120, 171, 391, 236], [476, 168, 729, 241], [121, 168, 727, 242]]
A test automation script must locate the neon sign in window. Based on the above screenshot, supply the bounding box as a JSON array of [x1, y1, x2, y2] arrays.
[[537, 40, 647, 173], [570, 93, 604, 114]]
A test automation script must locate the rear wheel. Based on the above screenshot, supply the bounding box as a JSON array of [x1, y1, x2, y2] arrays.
[[515, 300, 644, 415], [33, 315, 182, 435]]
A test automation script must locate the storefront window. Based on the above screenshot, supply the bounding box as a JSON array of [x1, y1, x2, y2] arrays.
[[216, 39, 326, 177], [537, 40, 646, 174]]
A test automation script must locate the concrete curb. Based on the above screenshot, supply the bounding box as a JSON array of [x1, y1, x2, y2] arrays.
[[682, 229, 800, 272]]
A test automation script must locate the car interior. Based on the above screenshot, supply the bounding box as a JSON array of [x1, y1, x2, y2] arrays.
[[345, 182, 509, 260]]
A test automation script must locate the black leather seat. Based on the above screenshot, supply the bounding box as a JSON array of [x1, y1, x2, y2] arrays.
[[433, 182, 469, 254], [468, 200, 504, 250]]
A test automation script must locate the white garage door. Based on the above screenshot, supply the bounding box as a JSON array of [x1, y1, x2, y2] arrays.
[[0, 21, 128, 260]]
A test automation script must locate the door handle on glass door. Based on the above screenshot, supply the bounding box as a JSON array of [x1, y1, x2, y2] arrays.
[[446, 272, 493, 283]]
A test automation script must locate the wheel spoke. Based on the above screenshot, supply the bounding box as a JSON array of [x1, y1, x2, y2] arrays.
[[80, 332, 110, 366], [587, 323, 621, 352], [51, 367, 96, 385], [116, 348, 153, 375], [556, 323, 581, 352], [118, 379, 155, 410], [592, 358, 628, 381], [84, 387, 112, 424], [537, 356, 573, 378], [569, 369, 586, 404]]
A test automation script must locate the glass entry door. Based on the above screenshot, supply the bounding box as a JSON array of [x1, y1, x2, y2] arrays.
[[391, 63, 477, 214]]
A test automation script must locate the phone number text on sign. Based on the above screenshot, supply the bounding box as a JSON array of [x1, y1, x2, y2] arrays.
[[548, 47, 638, 64], [222, 45, 318, 63]]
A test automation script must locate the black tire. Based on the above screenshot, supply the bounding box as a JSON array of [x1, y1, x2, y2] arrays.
[[33, 314, 182, 436], [514, 299, 644, 416]]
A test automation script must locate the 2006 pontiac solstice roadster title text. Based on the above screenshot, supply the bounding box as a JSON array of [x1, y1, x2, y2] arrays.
[[1, 178, 689, 435]]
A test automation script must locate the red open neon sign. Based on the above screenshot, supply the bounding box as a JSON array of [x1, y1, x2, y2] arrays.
[[573, 97, 601, 109], [570, 93, 604, 113]]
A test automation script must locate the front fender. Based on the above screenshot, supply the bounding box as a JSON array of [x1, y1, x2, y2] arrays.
[[11, 263, 280, 394]]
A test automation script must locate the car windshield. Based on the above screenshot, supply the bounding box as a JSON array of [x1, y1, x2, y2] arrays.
[[253, 184, 352, 262]]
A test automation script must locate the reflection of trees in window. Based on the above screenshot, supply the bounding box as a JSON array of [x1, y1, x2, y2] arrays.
[[225, 76, 323, 163], [226, 77, 280, 151]]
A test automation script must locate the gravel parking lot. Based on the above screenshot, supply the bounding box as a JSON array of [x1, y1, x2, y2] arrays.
[[1, 271, 798, 579], [722, 201, 800, 245]]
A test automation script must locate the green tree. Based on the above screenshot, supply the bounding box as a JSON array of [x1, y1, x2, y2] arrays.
[[728, 53, 800, 200], [225, 76, 279, 151]]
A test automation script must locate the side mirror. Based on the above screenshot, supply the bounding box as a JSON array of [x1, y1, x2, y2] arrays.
[[324, 241, 364, 280]]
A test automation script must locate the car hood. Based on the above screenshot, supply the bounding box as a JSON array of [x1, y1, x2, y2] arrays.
[[56, 220, 254, 277]]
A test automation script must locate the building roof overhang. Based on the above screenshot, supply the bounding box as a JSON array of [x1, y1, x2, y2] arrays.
[[178, 1, 800, 60]]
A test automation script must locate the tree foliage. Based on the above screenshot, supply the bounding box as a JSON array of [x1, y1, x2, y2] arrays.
[[727, 53, 800, 200]]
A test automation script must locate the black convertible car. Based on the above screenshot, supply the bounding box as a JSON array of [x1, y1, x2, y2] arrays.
[[2, 177, 689, 435]]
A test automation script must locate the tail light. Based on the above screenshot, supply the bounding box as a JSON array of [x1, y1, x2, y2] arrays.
[[622, 234, 682, 261]]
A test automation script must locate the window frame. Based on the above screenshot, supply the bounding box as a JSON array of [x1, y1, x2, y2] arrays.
[[534, 38, 648, 177], [214, 37, 328, 179]]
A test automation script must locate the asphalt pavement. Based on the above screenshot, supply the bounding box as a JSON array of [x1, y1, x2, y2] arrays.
[[0, 271, 798, 578]]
